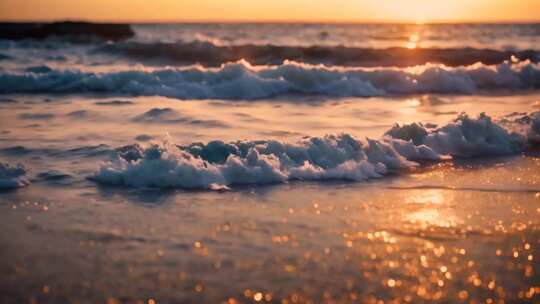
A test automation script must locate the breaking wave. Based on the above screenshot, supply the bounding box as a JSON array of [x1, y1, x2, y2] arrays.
[[1, 60, 540, 100], [90, 112, 540, 190], [96, 41, 539, 67], [0, 162, 30, 189]]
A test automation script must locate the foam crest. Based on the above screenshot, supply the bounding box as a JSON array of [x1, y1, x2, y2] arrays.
[[386, 113, 528, 157], [91, 135, 437, 189], [1, 60, 539, 100], [91, 112, 539, 189], [0, 162, 30, 189]]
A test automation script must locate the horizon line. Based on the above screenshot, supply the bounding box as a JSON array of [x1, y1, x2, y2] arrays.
[[1, 18, 540, 25]]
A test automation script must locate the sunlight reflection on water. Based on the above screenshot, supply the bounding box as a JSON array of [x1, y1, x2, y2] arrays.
[[404, 189, 460, 228]]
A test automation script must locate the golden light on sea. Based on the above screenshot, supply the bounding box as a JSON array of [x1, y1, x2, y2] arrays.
[[407, 33, 420, 49], [403, 189, 460, 228]]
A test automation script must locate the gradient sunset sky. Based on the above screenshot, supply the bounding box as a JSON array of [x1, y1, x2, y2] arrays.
[[1, 0, 539, 23]]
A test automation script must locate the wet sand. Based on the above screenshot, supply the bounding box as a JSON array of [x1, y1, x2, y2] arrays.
[[1, 153, 539, 303]]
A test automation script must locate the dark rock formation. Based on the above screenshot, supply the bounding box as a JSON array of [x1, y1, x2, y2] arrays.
[[0, 21, 134, 41]]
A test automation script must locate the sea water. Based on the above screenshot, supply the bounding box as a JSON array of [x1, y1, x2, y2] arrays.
[[1, 23, 539, 303]]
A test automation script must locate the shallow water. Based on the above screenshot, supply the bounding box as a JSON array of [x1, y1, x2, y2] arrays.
[[0, 93, 538, 187], [1, 92, 540, 303], [1, 151, 539, 303], [1, 93, 537, 147]]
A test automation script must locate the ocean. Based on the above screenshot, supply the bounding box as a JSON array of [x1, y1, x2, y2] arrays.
[[0, 23, 539, 303]]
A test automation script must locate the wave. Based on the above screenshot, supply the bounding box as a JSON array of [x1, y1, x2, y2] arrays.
[[0, 162, 29, 189], [90, 112, 540, 190], [96, 41, 539, 67], [0, 144, 112, 159], [1, 60, 540, 100]]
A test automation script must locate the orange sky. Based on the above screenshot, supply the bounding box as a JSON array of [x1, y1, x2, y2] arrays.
[[1, 0, 539, 23]]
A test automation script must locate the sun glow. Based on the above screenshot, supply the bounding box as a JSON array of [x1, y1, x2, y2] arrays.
[[406, 33, 420, 49], [0, 0, 539, 22]]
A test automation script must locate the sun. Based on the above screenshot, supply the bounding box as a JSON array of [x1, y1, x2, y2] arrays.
[[415, 18, 426, 25]]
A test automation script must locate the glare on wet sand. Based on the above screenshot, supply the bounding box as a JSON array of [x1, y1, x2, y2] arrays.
[[1, 152, 539, 303]]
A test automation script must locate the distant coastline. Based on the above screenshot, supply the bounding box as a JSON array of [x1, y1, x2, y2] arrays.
[[0, 21, 134, 41]]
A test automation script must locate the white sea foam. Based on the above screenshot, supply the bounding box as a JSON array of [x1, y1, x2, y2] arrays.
[[1, 60, 539, 100], [0, 162, 29, 189], [386, 113, 528, 157], [91, 112, 540, 190], [91, 135, 431, 189]]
